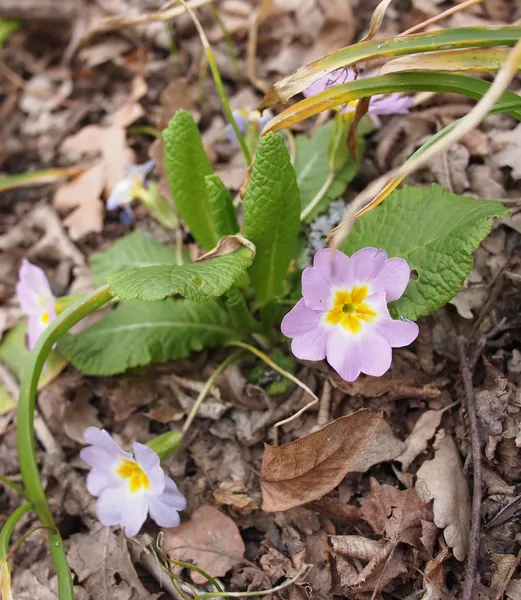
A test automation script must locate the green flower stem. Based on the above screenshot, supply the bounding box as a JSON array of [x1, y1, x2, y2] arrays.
[[177, 0, 252, 165], [17, 284, 113, 600], [0, 503, 32, 561], [182, 350, 244, 434], [171, 560, 229, 600], [0, 475, 28, 500]]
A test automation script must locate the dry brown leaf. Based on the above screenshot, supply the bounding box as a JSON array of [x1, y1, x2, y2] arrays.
[[212, 481, 259, 516], [491, 553, 521, 599], [260, 409, 382, 512], [331, 375, 441, 402], [507, 579, 521, 600], [330, 535, 385, 561], [164, 505, 245, 584], [53, 163, 105, 213], [421, 544, 451, 600], [490, 123, 521, 180], [196, 235, 256, 261], [108, 103, 145, 129], [63, 396, 102, 444], [100, 126, 136, 196], [349, 417, 405, 473], [397, 410, 443, 471], [416, 432, 470, 561], [361, 478, 432, 544]]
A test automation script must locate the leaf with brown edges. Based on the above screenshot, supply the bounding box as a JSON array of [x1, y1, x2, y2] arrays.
[[260, 409, 382, 512]]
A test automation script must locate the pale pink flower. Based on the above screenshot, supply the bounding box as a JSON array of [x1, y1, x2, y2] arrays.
[[16, 259, 56, 350], [303, 67, 413, 115], [81, 427, 186, 537], [281, 248, 419, 381], [106, 160, 155, 211], [228, 108, 274, 140]]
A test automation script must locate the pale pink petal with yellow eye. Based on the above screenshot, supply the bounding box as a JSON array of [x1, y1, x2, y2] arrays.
[[350, 247, 387, 282], [27, 316, 46, 350], [281, 299, 321, 338], [371, 257, 411, 302], [301, 268, 331, 310], [326, 328, 362, 382], [16, 259, 54, 316], [96, 487, 125, 527], [159, 477, 188, 511], [313, 248, 353, 287], [358, 331, 392, 377], [291, 326, 330, 361], [106, 178, 133, 210], [121, 493, 148, 537], [86, 469, 114, 497], [83, 427, 133, 460], [133, 443, 165, 494], [376, 318, 419, 347]]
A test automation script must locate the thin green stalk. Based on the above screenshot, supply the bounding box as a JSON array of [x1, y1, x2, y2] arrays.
[[171, 560, 229, 600], [182, 351, 244, 434], [0, 503, 32, 561], [0, 475, 28, 500], [176, 0, 252, 164], [17, 285, 113, 600], [208, 5, 241, 80]]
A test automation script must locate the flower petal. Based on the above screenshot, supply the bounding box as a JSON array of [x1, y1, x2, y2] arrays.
[[376, 318, 419, 348], [291, 325, 330, 361], [370, 93, 413, 115], [80, 446, 121, 472], [133, 443, 165, 494], [350, 247, 388, 283], [371, 257, 411, 302], [359, 331, 392, 377], [124, 159, 155, 180], [160, 477, 188, 510], [83, 427, 132, 460], [303, 68, 354, 97], [302, 268, 331, 310], [281, 299, 322, 337], [326, 328, 362, 382], [27, 316, 46, 351], [313, 248, 353, 287], [106, 179, 133, 211], [96, 487, 125, 527], [148, 494, 182, 529], [121, 493, 148, 537], [16, 260, 54, 316], [86, 468, 114, 497]]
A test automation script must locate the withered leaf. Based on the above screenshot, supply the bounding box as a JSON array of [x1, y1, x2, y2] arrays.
[[260, 409, 382, 512], [416, 432, 470, 561], [163, 505, 245, 584], [397, 410, 443, 471]]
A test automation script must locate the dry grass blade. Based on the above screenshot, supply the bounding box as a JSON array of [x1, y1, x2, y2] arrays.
[[326, 37, 521, 249], [246, 0, 272, 93], [260, 409, 382, 512], [359, 0, 393, 43], [400, 0, 485, 36]]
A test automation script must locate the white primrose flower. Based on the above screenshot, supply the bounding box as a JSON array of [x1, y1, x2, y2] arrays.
[[81, 427, 186, 537], [106, 160, 156, 211]]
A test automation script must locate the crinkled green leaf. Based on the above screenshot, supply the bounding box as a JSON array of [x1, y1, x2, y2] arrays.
[[342, 184, 509, 320], [206, 174, 239, 237], [243, 132, 300, 305], [58, 299, 240, 376], [296, 119, 371, 223], [108, 246, 254, 302], [0, 323, 67, 389], [90, 232, 182, 286], [163, 110, 218, 250], [224, 286, 261, 333]]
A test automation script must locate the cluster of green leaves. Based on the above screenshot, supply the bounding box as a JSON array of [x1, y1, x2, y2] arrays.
[[56, 107, 508, 377]]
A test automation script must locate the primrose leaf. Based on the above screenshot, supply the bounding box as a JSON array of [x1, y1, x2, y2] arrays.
[[163, 110, 218, 250], [342, 184, 509, 320], [58, 299, 240, 376], [206, 174, 239, 237], [0, 323, 67, 389], [296, 119, 371, 224], [90, 232, 183, 285], [243, 132, 300, 305], [108, 245, 254, 302]]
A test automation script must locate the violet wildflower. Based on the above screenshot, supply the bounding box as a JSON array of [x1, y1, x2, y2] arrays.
[[281, 248, 419, 382], [303, 68, 413, 116], [228, 108, 274, 140], [16, 259, 56, 350], [81, 427, 186, 537], [106, 160, 155, 211]]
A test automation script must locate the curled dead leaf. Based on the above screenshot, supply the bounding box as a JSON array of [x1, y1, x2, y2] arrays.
[[397, 409, 444, 471], [415, 432, 470, 561], [196, 234, 256, 261], [260, 409, 382, 512]]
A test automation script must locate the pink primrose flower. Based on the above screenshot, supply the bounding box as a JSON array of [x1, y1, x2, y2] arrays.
[[16, 259, 56, 350], [281, 248, 419, 381], [303, 67, 413, 116], [81, 427, 186, 537]]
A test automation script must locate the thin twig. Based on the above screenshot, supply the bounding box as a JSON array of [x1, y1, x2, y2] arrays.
[[400, 0, 485, 36], [458, 337, 483, 600]]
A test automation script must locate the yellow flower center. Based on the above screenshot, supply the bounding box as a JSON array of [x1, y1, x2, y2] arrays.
[[41, 311, 51, 324], [116, 458, 150, 493], [325, 286, 377, 334]]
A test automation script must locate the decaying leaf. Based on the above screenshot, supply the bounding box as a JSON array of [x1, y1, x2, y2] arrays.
[[349, 417, 405, 473], [397, 410, 444, 470], [260, 410, 382, 512], [416, 432, 471, 561], [212, 481, 259, 516], [330, 535, 385, 561], [163, 505, 245, 584], [421, 545, 451, 600], [196, 234, 256, 262]]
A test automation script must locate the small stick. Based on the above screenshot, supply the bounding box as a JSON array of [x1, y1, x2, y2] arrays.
[[400, 0, 485, 36], [458, 337, 482, 600]]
